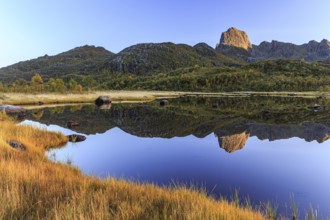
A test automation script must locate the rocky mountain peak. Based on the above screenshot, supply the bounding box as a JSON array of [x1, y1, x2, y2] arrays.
[[216, 27, 329, 61], [217, 27, 252, 51], [321, 39, 330, 46]]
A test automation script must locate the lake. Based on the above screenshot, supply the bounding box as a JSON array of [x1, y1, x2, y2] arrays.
[[22, 96, 330, 217]]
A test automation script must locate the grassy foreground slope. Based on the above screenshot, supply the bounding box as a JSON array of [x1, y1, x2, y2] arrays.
[[0, 114, 264, 219]]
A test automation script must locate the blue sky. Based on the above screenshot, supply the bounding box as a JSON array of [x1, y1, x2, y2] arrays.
[[0, 0, 329, 67]]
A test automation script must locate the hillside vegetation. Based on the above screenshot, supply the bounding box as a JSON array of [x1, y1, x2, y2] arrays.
[[0, 42, 330, 93], [0, 42, 241, 84], [1, 58, 330, 93], [92, 59, 330, 92]]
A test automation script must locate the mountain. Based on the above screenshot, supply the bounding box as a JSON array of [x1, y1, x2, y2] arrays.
[[103, 42, 240, 75], [216, 27, 330, 62], [0, 27, 329, 91], [0, 42, 241, 83], [217, 27, 252, 51], [0, 45, 114, 83], [251, 39, 330, 61]]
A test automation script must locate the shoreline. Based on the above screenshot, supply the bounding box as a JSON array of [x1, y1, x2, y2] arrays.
[[0, 90, 328, 106], [0, 114, 265, 219]]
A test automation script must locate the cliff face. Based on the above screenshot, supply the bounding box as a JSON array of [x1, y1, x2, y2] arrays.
[[217, 27, 252, 50], [216, 27, 330, 62]]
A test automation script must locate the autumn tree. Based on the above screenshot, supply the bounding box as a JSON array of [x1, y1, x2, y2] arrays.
[[74, 84, 83, 93], [31, 73, 44, 92]]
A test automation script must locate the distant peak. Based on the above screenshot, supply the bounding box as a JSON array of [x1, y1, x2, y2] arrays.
[[321, 39, 330, 45], [217, 27, 252, 50]]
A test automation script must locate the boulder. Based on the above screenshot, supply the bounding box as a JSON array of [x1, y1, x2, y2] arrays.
[[0, 105, 27, 121], [160, 100, 169, 106], [95, 96, 111, 106], [67, 134, 86, 142], [0, 105, 26, 115]]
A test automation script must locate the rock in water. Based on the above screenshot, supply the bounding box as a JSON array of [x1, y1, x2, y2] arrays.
[[95, 96, 111, 106], [0, 105, 27, 121], [0, 105, 26, 115], [67, 134, 86, 142], [217, 27, 252, 50]]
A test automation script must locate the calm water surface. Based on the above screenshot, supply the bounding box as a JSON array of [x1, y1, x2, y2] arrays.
[[23, 96, 330, 216]]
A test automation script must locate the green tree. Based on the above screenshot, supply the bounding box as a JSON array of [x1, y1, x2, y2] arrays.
[[11, 79, 29, 92], [54, 79, 66, 93], [46, 78, 66, 93], [46, 78, 57, 92], [68, 79, 78, 91]]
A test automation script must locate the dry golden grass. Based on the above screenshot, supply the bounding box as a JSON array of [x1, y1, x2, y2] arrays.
[[0, 114, 265, 219], [0, 91, 186, 105], [0, 90, 328, 106]]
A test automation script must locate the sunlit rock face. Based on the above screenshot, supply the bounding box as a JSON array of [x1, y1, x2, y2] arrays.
[[218, 131, 250, 153], [217, 27, 252, 50]]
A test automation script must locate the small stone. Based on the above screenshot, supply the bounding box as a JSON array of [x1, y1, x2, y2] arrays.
[[7, 140, 26, 151], [67, 134, 86, 142]]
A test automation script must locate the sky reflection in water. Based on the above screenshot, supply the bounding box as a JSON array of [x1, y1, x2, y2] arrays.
[[21, 98, 330, 216], [30, 121, 330, 216]]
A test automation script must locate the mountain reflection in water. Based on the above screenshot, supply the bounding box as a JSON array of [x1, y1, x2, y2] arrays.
[[29, 96, 330, 153], [25, 96, 330, 216]]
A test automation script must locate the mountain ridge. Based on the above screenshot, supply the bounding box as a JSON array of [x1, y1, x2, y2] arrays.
[[216, 27, 330, 62], [0, 41, 241, 83], [0, 27, 329, 88]]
